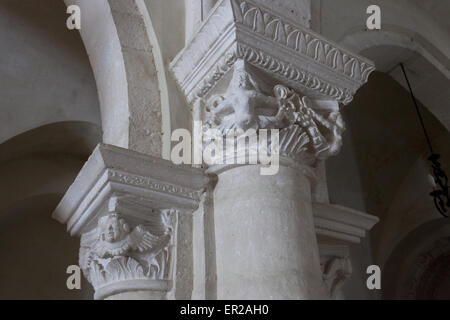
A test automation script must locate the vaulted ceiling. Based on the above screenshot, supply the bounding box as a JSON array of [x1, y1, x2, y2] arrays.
[[319, 0, 450, 131]]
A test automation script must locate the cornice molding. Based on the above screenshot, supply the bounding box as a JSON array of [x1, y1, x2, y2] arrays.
[[313, 203, 379, 244], [52, 143, 209, 236], [171, 0, 375, 105]]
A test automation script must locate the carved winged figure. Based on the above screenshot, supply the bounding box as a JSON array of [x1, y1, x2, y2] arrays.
[[80, 213, 172, 287]]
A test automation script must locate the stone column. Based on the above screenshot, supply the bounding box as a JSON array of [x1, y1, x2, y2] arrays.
[[53, 144, 208, 299], [209, 161, 325, 299], [198, 73, 352, 298], [209, 164, 380, 299], [171, 0, 377, 299]]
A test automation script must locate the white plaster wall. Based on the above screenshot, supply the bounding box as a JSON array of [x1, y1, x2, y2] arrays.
[[320, 0, 450, 62], [0, 0, 101, 144]]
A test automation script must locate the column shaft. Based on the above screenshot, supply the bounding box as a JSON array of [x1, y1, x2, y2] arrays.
[[212, 164, 327, 299]]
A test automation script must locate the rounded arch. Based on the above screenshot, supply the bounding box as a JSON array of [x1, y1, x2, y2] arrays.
[[0, 121, 101, 214], [339, 27, 450, 132], [327, 0, 450, 77], [340, 27, 450, 80], [317, 0, 450, 131], [63, 0, 171, 158], [383, 218, 450, 299]]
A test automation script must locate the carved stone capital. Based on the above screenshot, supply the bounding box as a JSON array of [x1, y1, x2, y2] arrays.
[[201, 60, 346, 165], [53, 144, 209, 299], [171, 0, 374, 166], [319, 245, 352, 299], [171, 0, 375, 105], [79, 198, 177, 299]]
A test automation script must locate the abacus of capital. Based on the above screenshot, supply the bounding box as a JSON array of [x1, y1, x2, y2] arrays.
[[53, 0, 379, 300]]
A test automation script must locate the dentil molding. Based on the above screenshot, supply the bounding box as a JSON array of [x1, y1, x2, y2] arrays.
[[171, 0, 375, 105]]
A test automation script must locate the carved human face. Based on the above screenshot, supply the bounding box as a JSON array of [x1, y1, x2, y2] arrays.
[[99, 214, 129, 243]]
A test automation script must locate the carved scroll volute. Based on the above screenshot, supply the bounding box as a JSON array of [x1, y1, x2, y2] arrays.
[[79, 197, 178, 299]]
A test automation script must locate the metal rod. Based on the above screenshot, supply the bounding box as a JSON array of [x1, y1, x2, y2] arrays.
[[399, 63, 434, 155]]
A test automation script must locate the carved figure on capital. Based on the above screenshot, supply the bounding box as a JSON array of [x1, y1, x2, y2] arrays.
[[80, 209, 176, 289], [203, 59, 346, 161]]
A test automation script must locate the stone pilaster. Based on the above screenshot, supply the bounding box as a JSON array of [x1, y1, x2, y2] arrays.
[[52, 144, 208, 299]]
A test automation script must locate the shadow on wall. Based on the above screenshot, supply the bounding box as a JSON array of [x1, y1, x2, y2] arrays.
[[0, 121, 102, 216], [0, 121, 101, 299], [383, 218, 450, 299], [326, 71, 450, 299], [0, 121, 102, 164], [0, 194, 94, 299]]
